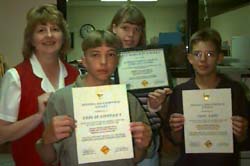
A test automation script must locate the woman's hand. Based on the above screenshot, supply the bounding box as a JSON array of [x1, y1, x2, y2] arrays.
[[37, 93, 52, 115]]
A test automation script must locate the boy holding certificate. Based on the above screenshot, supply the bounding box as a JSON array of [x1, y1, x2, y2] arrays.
[[162, 28, 249, 166], [36, 30, 160, 166]]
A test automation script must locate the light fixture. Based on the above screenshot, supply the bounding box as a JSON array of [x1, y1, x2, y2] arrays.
[[131, 0, 157, 1], [101, 0, 127, 2], [101, 0, 157, 1]]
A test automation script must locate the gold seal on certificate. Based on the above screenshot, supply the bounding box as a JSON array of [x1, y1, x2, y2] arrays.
[[203, 93, 210, 101], [116, 48, 170, 91], [183, 88, 233, 153], [72, 84, 133, 164], [141, 80, 149, 87], [101, 145, 110, 154]]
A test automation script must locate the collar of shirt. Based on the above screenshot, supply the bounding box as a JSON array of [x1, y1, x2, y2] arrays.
[[75, 75, 85, 87], [30, 54, 68, 92], [74, 74, 114, 88]]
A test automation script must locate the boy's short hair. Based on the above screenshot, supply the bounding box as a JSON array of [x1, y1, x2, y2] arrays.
[[190, 28, 222, 53], [22, 4, 70, 59], [81, 30, 122, 53], [108, 4, 146, 47]]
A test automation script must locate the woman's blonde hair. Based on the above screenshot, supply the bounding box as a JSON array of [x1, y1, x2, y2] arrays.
[[108, 4, 146, 47], [22, 4, 70, 59]]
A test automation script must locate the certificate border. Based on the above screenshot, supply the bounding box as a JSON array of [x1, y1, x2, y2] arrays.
[[182, 89, 233, 153], [114, 46, 173, 93]]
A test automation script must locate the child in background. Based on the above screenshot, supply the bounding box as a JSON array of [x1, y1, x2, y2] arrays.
[[109, 4, 172, 166], [36, 30, 156, 166], [163, 28, 249, 166]]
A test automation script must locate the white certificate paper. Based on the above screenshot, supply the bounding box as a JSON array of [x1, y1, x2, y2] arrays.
[[118, 48, 169, 90], [72, 84, 133, 164], [183, 88, 233, 153]]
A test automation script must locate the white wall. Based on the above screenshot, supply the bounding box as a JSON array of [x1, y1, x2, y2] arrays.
[[67, 5, 185, 62], [211, 4, 250, 45], [0, 0, 56, 67]]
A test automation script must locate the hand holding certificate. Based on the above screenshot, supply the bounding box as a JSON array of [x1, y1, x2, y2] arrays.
[[183, 88, 233, 153], [72, 84, 133, 164]]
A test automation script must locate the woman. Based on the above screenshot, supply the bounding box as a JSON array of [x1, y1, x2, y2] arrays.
[[0, 4, 79, 166]]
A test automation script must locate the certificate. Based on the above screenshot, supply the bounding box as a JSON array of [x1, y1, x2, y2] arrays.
[[116, 48, 169, 91], [183, 89, 233, 153], [72, 84, 133, 164]]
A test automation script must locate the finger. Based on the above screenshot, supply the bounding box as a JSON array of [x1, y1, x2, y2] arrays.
[[44, 93, 51, 100], [170, 122, 184, 128], [133, 131, 150, 144], [148, 89, 164, 96], [232, 116, 247, 128], [130, 122, 144, 128], [132, 132, 144, 139], [164, 88, 173, 95], [155, 88, 173, 95], [53, 118, 72, 127], [130, 123, 151, 137], [170, 121, 184, 131], [170, 117, 184, 124], [46, 92, 53, 97], [148, 88, 172, 98], [154, 89, 168, 94], [232, 120, 243, 129], [169, 115, 184, 123], [55, 115, 75, 124], [57, 126, 73, 133], [231, 116, 243, 122], [148, 93, 158, 100], [172, 126, 183, 132], [56, 132, 71, 140], [134, 138, 142, 143], [130, 122, 151, 132], [170, 113, 184, 119], [148, 93, 166, 103], [130, 123, 145, 133], [233, 122, 247, 132], [169, 114, 184, 131], [232, 125, 242, 136], [149, 90, 167, 97]]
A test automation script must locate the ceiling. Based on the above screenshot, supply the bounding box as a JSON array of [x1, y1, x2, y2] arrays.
[[67, 0, 185, 7], [68, 0, 250, 8], [67, 0, 250, 16]]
